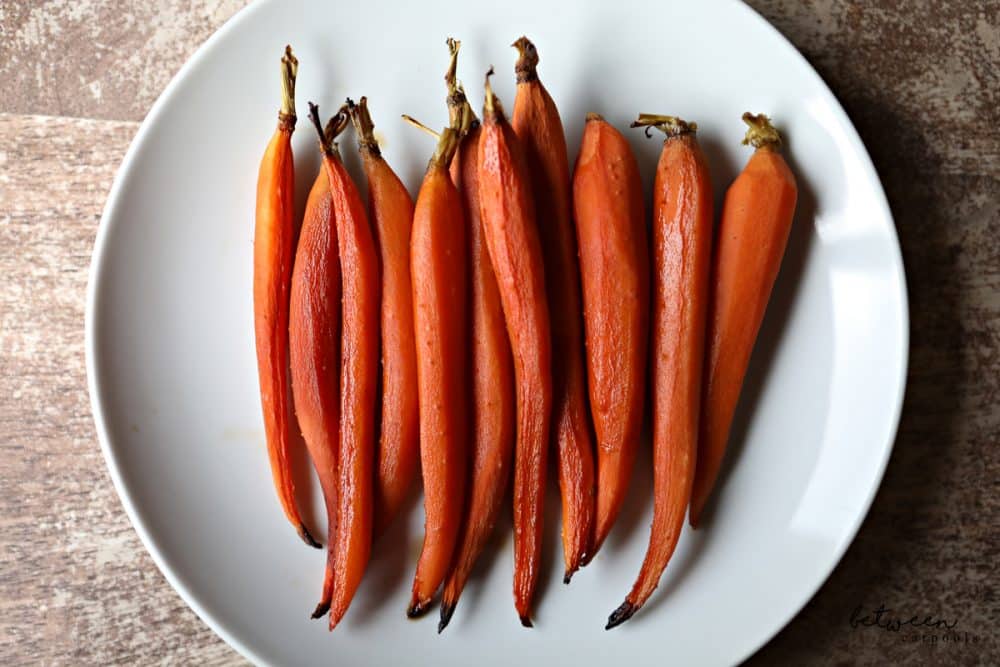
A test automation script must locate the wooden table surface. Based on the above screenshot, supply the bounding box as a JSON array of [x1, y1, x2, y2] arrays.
[[1, 1, 996, 664]]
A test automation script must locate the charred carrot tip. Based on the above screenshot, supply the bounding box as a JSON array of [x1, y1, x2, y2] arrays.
[[563, 571, 574, 585], [519, 615, 534, 628], [741, 112, 782, 149], [630, 114, 698, 138], [298, 522, 322, 548], [407, 599, 431, 618], [311, 601, 331, 619], [606, 601, 637, 630], [438, 603, 456, 633], [585, 112, 605, 122]]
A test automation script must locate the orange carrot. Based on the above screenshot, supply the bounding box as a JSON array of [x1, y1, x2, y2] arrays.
[[691, 113, 797, 527], [572, 114, 649, 559], [407, 119, 468, 618], [478, 70, 552, 627], [439, 41, 516, 633], [348, 97, 420, 538], [307, 103, 379, 630], [289, 110, 351, 619], [253, 46, 318, 548], [511, 36, 595, 582], [606, 115, 712, 629]]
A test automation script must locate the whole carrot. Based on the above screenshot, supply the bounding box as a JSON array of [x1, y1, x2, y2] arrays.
[[510, 36, 595, 582], [307, 103, 379, 630], [691, 113, 797, 527], [572, 114, 649, 559], [478, 69, 552, 627], [253, 46, 318, 548], [349, 97, 419, 538], [407, 119, 468, 618], [439, 41, 516, 633], [290, 110, 350, 619], [606, 115, 712, 629]]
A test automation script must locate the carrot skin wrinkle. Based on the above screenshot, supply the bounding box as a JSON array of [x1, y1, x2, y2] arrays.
[[573, 115, 650, 560], [609, 122, 713, 628], [439, 125, 516, 632], [307, 102, 379, 631], [511, 36, 595, 581], [478, 73, 553, 626]]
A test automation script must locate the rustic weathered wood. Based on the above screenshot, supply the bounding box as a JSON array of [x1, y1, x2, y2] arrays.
[[0, 1, 996, 665]]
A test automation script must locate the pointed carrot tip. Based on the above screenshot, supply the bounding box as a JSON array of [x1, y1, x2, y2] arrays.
[[606, 601, 637, 630], [438, 602, 456, 633], [311, 600, 330, 619], [519, 615, 534, 628], [407, 598, 431, 618], [563, 572, 572, 585], [298, 523, 322, 549]]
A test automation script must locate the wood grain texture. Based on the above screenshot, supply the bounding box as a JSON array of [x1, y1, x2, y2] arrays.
[[0, 1, 996, 665]]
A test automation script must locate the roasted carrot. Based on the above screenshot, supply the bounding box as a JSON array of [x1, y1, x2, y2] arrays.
[[510, 36, 595, 582], [253, 46, 318, 548], [572, 114, 649, 559], [606, 115, 712, 629], [690, 113, 797, 527], [348, 97, 420, 538], [439, 41, 516, 633], [407, 117, 468, 618], [478, 70, 552, 627], [307, 103, 379, 630], [289, 110, 351, 619]]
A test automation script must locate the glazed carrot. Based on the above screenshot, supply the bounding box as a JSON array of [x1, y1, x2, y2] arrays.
[[289, 111, 351, 619], [348, 97, 419, 538], [606, 115, 712, 629], [307, 103, 379, 630], [253, 46, 318, 548], [439, 41, 516, 633], [572, 114, 649, 558], [690, 113, 797, 527], [407, 119, 468, 618], [510, 36, 595, 582], [478, 70, 552, 627]]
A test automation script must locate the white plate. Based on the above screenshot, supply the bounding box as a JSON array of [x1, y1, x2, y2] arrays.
[[86, 0, 908, 664]]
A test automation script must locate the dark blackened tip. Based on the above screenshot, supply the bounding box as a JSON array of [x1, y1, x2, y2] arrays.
[[311, 600, 330, 619], [519, 615, 534, 628], [299, 523, 322, 549], [563, 572, 572, 585], [407, 599, 430, 618], [438, 602, 456, 633], [606, 601, 637, 630]]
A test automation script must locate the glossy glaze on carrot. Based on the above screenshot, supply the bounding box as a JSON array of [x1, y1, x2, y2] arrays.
[[691, 113, 797, 527], [572, 114, 649, 559], [289, 111, 349, 619], [407, 124, 468, 618], [253, 46, 318, 548], [478, 71, 552, 627], [308, 104, 379, 630], [511, 37, 595, 582], [349, 97, 419, 538], [439, 42, 516, 633], [607, 116, 712, 629]]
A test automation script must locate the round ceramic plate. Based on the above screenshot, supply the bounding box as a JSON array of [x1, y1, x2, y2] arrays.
[[86, 0, 908, 664]]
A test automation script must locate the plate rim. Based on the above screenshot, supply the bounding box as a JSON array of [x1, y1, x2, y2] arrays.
[[84, 1, 910, 664]]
